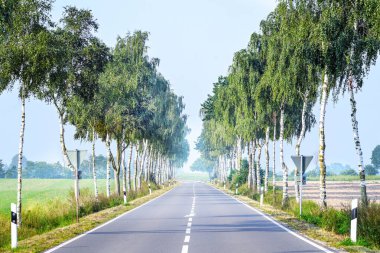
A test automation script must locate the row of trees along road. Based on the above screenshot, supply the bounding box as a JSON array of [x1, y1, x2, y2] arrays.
[[0, 0, 189, 225], [197, 0, 380, 208]]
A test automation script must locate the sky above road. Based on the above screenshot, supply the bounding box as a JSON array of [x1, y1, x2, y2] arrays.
[[0, 0, 379, 171]]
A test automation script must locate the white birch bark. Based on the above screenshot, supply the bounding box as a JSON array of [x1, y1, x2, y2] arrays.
[[265, 127, 270, 192], [58, 110, 79, 222], [280, 106, 288, 206], [349, 84, 367, 203], [273, 113, 277, 192], [134, 142, 139, 191], [251, 141, 257, 192], [294, 91, 309, 203], [256, 140, 263, 193], [105, 133, 111, 198], [247, 142, 251, 187], [127, 145, 133, 191], [122, 141, 127, 204], [17, 87, 26, 226], [92, 128, 98, 198], [319, 73, 329, 208]]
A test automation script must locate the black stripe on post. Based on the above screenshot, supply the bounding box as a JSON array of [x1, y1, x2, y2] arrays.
[[11, 211, 17, 225], [123, 191, 127, 197], [351, 207, 358, 220]]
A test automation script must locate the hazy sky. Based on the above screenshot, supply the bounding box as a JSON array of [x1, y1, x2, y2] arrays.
[[0, 0, 379, 172]]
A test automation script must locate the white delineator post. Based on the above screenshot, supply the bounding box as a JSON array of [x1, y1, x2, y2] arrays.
[[223, 181, 226, 190], [235, 183, 238, 195], [149, 183, 152, 195], [11, 203, 17, 248], [351, 199, 358, 243], [260, 186, 264, 206]]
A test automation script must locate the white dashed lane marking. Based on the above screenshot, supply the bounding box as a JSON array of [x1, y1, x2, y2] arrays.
[[181, 182, 196, 252]]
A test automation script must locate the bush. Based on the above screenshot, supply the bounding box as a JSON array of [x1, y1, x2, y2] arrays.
[[358, 201, 380, 248], [229, 159, 249, 189], [321, 208, 350, 234]]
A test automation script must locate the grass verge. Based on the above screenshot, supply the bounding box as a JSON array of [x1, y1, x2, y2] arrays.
[[1, 182, 178, 253]]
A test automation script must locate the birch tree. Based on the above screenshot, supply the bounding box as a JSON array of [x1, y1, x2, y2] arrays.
[[1, 0, 53, 225]]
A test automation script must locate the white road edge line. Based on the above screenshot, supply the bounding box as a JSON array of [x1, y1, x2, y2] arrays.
[[186, 228, 191, 234], [184, 235, 190, 243], [211, 185, 334, 253], [181, 244, 189, 253], [44, 186, 178, 253]]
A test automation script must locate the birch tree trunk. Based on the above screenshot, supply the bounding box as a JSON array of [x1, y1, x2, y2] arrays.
[[128, 144, 133, 191], [265, 127, 270, 192], [247, 142, 251, 187], [349, 85, 367, 204], [319, 73, 329, 208], [256, 141, 263, 193], [17, 86, 26, 226], [236, 136, 242, 171], [273, 113, 277, 193], [92, 128, 98, 198], [294, 91, 309, 203], [122, 141, 127, 204], [134, 143, 139, 191], [58, 110, 78, 222], [252, 141, 257, 192], [280, 106, 289, 207], [105, 133, 111, 198]]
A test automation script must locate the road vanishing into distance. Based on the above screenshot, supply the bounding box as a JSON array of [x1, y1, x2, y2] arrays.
[[46, 182, 335, 253]]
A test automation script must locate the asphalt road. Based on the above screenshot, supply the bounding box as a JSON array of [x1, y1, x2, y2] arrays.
[[46, 182, 335, 253]]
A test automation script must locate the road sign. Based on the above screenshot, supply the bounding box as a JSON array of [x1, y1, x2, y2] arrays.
[[67, 150, 87, 171], [291, 155, 313, 217], [291, 156, 313, 176]]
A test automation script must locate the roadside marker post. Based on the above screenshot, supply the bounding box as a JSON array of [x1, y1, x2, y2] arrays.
[[235, 183, 238, 195], [260, 186, 264, 206], [149, 183, 152, 195], [291, 155, 313, 217], [351, 199, 358, 243], [11, 203, 17, 248], [223, 181, 226, 190], [123, 189, 127, 204]]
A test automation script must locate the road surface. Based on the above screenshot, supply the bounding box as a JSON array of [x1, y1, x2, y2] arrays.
[[46, 182, 335, 253]]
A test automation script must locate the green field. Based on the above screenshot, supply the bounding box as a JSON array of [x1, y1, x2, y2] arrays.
[[0, 179, 115, 215]]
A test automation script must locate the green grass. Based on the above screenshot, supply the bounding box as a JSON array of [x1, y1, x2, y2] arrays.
[[0, 179, 114, 215], [176, 171, 210, 182]]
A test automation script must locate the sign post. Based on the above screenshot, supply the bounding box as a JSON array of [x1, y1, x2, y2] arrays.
[[11, 203, 17, 248], [291, 155, 313, 217], [67, 149, 87, 223]]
